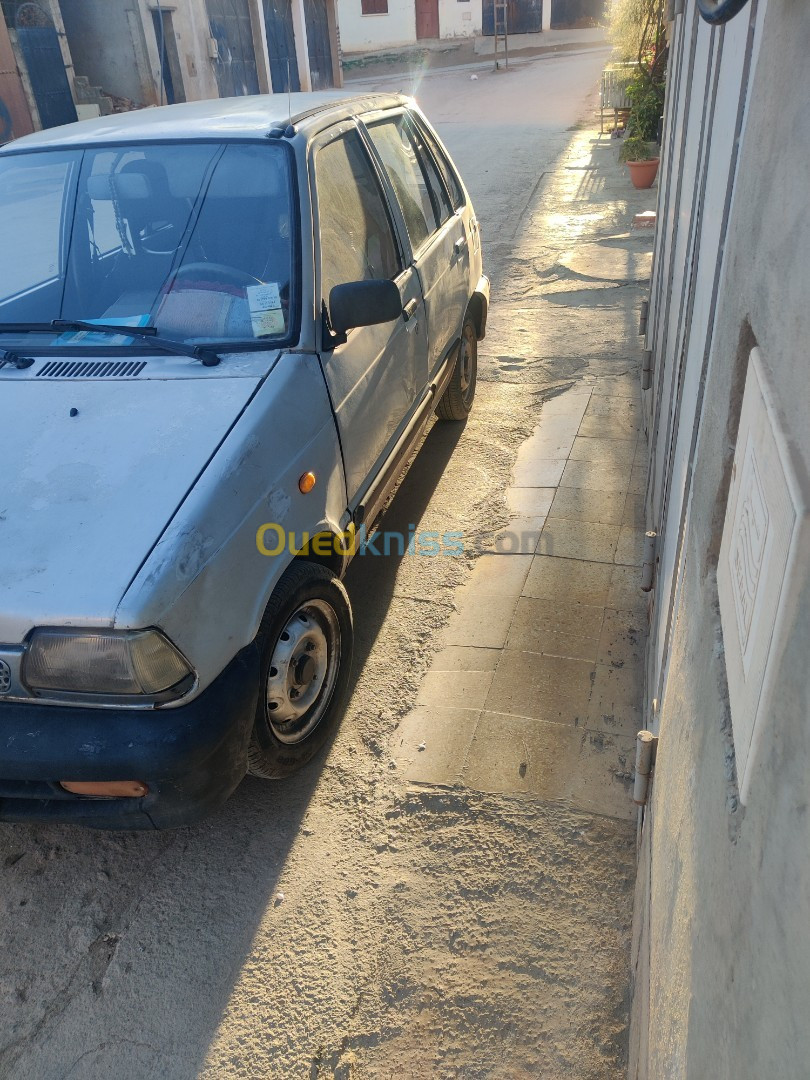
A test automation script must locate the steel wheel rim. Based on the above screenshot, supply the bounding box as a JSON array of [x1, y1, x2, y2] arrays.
[[459, 324, 476, 404], [265, 599, 341, 745]]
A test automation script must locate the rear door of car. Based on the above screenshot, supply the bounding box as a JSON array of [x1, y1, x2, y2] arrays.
[[312, 120, 429, 508], [362, 109, 470, 381]]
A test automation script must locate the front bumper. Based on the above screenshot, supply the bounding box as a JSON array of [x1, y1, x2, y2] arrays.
[[0, 644, 259, 829]]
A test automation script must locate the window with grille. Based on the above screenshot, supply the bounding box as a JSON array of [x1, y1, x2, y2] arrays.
[[361, 0, 388, 14]]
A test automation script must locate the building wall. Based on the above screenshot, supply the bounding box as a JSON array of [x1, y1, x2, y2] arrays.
[[138, 0, 221, 103], [60, 0, 222, 105], [630, 0, 810, 1077], [59, 0, 155, 104], [338, 0, 416, 52], [440, 0, 483, 38], [337, 0, 482, 53]]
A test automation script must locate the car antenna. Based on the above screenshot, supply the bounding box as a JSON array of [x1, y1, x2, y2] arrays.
[[282, 61, 295, 138], [287, 60, 292, 128]]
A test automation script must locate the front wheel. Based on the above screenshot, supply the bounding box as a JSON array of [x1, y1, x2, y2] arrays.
[[436, 316, 477, 421], [247, 562, 353, 779]]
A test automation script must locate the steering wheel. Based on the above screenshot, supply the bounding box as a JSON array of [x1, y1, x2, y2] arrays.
[[171, 262, 262, 288]]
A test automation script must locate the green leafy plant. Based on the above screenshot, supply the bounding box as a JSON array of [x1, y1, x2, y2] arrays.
[[626, 71, 666, 141], [609, 0, 668, 74], [618, 136, 658, 163], [609, 0, 667, 142]]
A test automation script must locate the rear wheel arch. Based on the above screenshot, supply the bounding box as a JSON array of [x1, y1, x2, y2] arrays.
[[467, 291, 487, 341]]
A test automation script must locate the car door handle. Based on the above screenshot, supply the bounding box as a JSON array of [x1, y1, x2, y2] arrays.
[[403, 298, 419, 322], [453, 236, 468, 258]]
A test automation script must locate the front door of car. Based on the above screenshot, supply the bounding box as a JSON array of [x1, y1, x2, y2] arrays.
[[313, 125, 429, 509], [363, 110, 471, 382]]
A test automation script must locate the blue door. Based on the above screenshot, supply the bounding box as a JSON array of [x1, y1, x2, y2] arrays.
[[15, 3, 77, 130], [482, 0, 543, 35], [304, 0, 334, 90], [263, 0, 300, 93], [206, 0, 261, 97]]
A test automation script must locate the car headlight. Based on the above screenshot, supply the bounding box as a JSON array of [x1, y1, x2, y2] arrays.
[[23, 628, 193, 698]]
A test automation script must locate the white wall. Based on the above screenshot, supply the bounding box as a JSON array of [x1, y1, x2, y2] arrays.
[[337, 0, 482, 53], [439, 0, 483, 38], [337, 0, 417, 53], [629, 0, 810, 1076]]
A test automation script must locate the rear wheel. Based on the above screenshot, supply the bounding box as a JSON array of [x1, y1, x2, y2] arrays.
[[247, 562, 353, 779], [436, 316, 477, 421]]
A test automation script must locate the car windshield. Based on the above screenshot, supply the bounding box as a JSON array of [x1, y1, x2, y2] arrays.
[[0, 141, 295, 349]]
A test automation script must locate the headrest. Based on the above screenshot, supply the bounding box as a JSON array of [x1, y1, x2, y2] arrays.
[[87, 172, 150, 201], [85, 145, 286, 202]]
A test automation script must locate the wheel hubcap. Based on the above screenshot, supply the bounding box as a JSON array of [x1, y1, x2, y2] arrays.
[[265, 599, 340, 744]]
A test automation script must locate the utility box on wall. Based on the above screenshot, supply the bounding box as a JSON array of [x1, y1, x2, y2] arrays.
[[717, 347, 809, 804]]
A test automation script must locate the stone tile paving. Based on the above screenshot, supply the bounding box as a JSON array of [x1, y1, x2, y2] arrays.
[[394, 384, 648, 824]]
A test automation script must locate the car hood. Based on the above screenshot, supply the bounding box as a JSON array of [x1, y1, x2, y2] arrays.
[[0, 371, 266, 642]]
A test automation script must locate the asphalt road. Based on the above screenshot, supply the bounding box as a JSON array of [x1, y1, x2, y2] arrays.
[[0, 46, 626, 1080]]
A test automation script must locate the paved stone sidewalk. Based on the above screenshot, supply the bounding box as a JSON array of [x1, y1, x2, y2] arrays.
[[394, 375, 648, 823]]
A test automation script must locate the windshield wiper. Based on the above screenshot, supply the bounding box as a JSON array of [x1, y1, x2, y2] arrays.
[[0, 321, 222, 367], [50, 321, 222, 366], [0, 347, 35, 370]]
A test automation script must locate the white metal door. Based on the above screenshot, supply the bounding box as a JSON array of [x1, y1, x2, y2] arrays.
[[644, 0, 765, 725]]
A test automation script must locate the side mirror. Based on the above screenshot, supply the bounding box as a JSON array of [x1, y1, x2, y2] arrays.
[[329, 279, 402, 335]]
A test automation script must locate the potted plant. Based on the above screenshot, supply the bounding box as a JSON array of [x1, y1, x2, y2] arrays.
[[619, 135, 660, 188]]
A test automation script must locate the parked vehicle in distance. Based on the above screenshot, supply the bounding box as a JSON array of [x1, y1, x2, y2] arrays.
[[0, 92, 489, 828]]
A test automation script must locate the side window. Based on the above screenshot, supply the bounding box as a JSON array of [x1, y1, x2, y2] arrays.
[[412, 116, 464, 210], [366, 116, 439, 252], [407, 118, 453, 227], [316, 130, 401, 304], [0, 155, 73, 296]]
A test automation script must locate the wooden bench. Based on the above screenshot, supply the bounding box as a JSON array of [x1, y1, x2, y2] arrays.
[[600, 63, 638, 133]]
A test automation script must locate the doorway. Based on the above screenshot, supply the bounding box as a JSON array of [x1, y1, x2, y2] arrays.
[[415, 0, 439, 40], [263, 0, 300, 92], [206, 0, 261, 97], [151, 9, 186, 104], [14, 1, 77, 129], [304, 0, 333, 89], [482, 0, 542, 35]]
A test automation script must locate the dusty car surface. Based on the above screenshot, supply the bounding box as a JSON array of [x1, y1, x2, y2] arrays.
[[0, 91, 488, 828]]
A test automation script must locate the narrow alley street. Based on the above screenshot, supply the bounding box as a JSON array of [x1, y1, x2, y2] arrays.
[[0, 46, 656, 1079]]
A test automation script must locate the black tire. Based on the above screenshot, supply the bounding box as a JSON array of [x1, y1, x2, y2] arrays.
[[247, 561, 353, 779], [436, 316, 477, 421]]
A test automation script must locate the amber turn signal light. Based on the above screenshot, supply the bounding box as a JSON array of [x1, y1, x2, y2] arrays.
[[298, 471, 316, 493], [60, 780, 149, 798]]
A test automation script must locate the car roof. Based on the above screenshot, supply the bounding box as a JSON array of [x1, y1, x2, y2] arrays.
[[1, 91, 410, 152]]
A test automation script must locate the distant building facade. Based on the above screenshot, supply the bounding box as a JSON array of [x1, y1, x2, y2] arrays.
[[337, 0, 485, 53], [336, 0, 603, 53], [0, 0, 341, 140]]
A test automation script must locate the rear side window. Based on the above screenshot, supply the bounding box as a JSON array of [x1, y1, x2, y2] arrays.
[[366, 115, 446, 252], [316, 130, 401, 303], [406, 118, 452, 226], [413, 115, 464, 210]]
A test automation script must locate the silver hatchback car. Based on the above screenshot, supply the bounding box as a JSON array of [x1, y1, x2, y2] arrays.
[[0, 92, 488, 828]]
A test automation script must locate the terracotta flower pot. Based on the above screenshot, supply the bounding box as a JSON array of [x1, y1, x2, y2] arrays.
[[627, 158, 660, 189]]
